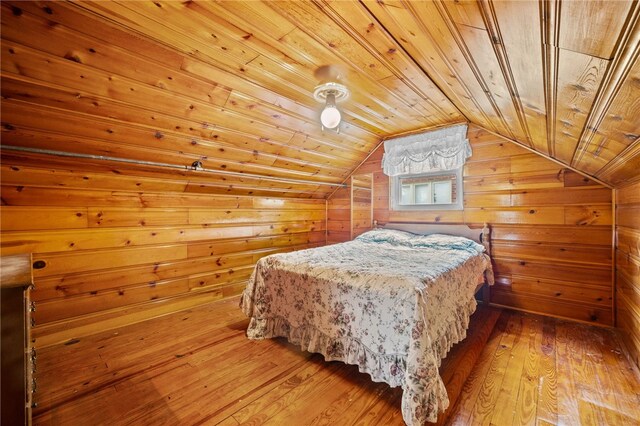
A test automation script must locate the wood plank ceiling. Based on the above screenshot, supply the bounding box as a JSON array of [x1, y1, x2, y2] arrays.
[[1, 0, 639, 197]]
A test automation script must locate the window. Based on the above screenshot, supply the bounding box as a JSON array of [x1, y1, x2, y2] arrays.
[[399, 179, 452, 205], [390, 168, 463, 211]]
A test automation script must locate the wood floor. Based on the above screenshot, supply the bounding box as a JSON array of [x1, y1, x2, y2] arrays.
[[33, 297, 640, 425]]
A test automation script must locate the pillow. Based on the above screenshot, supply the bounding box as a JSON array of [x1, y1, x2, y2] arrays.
[[355, 228, 415, 246], [409, 233, 485, 254]]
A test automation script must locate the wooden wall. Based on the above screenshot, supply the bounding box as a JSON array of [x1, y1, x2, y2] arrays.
[[0, 161, 326, 347], [331, 125, 614, 325], [616, 181, 640, 366], [327, 186, 351, 245], [351, 174, 374, 239], [326, 174, 374, 245]]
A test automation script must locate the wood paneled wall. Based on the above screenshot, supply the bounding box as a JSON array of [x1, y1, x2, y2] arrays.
[[616, 181, 640, 366], [351, 174, 373, 239], [327, 186, 350, 245], [0, 161, 326, 347], [327, 174, 374, 245], [330, 125, 614, 325]]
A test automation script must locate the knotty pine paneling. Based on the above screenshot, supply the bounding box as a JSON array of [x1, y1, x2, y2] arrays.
[[2, 0, 638, 195], [327, 187, 350, 244], [351, 173, 373, 239], [616, 181, 640, 367], [331, 125, 614, 325], [363, 0, 640, 187], [326, 176, 374, 244], [0, 0, 465, 201], [0, 165, 326, 345]]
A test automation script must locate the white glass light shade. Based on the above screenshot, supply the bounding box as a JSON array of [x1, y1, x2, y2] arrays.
[[320, 105, 341, 129], [313, 83, 349, 131]]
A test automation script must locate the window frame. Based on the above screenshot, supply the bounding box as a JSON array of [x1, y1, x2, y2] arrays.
[[390, 167, 464, 211]]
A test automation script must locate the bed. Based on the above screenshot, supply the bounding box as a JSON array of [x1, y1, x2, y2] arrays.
[[240, 223, 494, 425]]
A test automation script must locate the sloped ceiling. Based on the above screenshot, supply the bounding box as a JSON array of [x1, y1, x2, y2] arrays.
[[367, 0, 640, 187], [1, 0, 638, 198]]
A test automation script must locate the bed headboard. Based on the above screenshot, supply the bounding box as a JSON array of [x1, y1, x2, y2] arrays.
[[376, 221, 491, 253]]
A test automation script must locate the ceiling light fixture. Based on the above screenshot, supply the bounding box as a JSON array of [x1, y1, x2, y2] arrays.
[[313, 82, 349, 132]]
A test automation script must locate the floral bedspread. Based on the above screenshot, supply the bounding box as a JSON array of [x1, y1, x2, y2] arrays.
[[240, 230, 494, 425]]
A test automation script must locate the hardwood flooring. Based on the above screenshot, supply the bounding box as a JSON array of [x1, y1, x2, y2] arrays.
[[32, 297, 640, 425]]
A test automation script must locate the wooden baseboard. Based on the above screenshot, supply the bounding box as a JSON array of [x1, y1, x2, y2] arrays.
[[488, 302, 614, 329]]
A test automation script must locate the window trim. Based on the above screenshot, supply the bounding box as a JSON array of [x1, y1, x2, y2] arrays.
[[390, 168, 464, 211]]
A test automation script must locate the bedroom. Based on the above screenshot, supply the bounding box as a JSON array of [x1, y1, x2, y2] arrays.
[[0, 0, 638, 425]]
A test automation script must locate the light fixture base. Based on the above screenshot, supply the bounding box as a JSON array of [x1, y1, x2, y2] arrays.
[[313, 82, 350, 103]]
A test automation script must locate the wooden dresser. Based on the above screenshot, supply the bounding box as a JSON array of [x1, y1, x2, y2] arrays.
[[1, 253, 35, 425]]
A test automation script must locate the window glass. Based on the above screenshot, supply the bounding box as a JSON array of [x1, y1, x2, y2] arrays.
[[390, 168, 463, 211], [400, 185, 412, 205], [414, 183, 431, 204], [433, 181, 452, 204]]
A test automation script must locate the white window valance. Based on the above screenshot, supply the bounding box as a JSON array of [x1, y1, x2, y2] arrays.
[[382, 124, 471, 176]]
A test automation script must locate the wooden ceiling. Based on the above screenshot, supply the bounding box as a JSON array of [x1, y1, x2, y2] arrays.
[[366, 0, 640, 188], [1, 1, 639, 198]]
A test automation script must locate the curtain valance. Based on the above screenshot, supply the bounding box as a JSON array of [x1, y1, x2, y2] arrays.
[[382, 124, 471, 176]]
